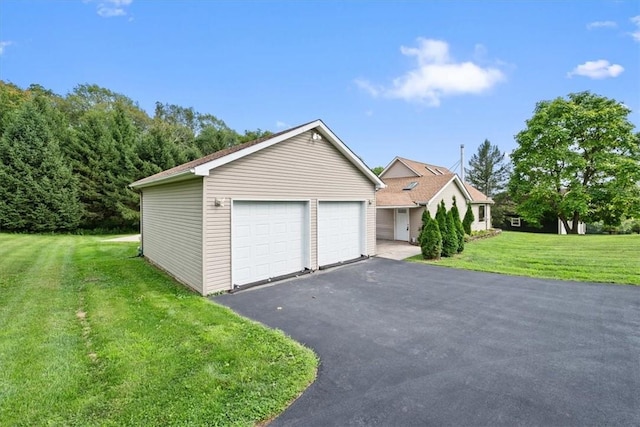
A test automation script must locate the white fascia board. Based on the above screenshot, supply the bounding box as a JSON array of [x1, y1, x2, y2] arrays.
[[375, 205, 417, 209], [130, 170, 194, 189], [427, 175, 473, 205], [378, 157, 421, 179], [313, 121, 386, 189], [192, 119, 386, 189], [191, 121, 321, 176]]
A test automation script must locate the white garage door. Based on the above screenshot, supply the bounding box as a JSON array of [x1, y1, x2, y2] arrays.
[[318, 201, 364, 266], [233, 201, 308, 286]]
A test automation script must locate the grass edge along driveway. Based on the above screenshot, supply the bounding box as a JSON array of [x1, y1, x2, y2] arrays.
[[0, 234, 317, 426], [408, 231, 640, 285]]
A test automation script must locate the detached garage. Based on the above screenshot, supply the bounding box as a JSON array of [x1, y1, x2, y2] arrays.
[[130, 120, 384, 295]]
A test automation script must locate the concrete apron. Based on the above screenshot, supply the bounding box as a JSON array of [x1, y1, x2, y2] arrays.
[[376, 239, 421, 260]]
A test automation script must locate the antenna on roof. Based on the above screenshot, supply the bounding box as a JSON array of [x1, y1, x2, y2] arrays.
[[460, 144, 465, 181]]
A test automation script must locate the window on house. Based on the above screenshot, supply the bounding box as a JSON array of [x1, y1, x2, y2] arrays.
[[479, 205, 486, 222], [403, 181, 418, 190], [510, 217, 521, 227]]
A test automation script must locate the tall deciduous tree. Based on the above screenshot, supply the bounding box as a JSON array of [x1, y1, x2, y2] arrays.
[[465, 139, 510, 197], [509, 92, 640, 233]]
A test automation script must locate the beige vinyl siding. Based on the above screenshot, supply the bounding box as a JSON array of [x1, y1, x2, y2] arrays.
[[409, 208, 424, 243], [430, 180, 468, 212], [376, 208, 394, 240], [203, 130, 376, 294], [141, 178, 203, 293], [472, 203, 491, 231], [383, 161, 417, 178]]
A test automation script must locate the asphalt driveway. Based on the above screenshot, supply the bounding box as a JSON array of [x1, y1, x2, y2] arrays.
[[215, 258, 640, 426]]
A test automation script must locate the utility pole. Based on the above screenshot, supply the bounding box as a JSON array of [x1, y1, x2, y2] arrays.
[[460, 144, 465, 181]]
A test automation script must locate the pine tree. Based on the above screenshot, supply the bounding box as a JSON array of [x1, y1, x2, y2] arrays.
[[0, 96, 82, 231], [451, 197, 465, 253], [420, 215, 442, 260], [465, 139, 510, 197], [463, 203, 474, 235]]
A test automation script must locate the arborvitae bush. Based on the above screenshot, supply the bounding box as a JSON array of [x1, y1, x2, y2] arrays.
[[436, 200, 456, 257], [421, 215, 442, 260], [419, 209, 432, 245], [446, 210, 459, 255], [463, 203, 474, 235], [451, 197, 465, 253]]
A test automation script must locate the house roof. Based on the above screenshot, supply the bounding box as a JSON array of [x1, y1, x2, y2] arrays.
[[376, 157, 493, 207], [130, 119, 385, 189], [463, 182, 492, 203], [380, 156, 453, 178]]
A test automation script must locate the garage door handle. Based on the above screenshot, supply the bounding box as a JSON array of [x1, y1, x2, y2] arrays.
[[406, 226, 409, 231]]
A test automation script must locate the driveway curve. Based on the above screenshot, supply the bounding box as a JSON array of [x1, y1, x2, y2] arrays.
[[215, 258, 640, 426]]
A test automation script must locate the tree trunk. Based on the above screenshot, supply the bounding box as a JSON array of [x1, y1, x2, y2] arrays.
[[570, 211, 581, 234], [559, 216, 573, 235]]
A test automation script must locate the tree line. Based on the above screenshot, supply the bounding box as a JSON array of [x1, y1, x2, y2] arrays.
[[0, 82, 271, 232]]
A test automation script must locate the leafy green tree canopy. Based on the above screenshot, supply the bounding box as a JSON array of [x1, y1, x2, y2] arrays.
[[509, 91, 640, 233]]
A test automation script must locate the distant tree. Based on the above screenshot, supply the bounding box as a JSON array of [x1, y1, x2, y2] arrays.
[[490, 191, 517, 228], [420, 215, 442, 260], [451, 197, 465, 252], [0, 95, 82, 231], [372, 166, 384, 176], [465, 139, 510, 197], [463, 203, 474, 235], [509, 92, 640, 233]]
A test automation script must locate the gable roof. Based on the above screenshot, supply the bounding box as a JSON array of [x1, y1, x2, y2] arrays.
[[463, 182, 492, 203], [379, 156, 453, 179], [131, 119, 385, 189], [376, 157, 493, 207]]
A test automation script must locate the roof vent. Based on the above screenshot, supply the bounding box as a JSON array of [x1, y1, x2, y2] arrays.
[[425, 166, 437, 175], [403, 181, 418, 191]]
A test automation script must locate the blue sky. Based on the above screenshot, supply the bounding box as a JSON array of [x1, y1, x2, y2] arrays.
[[1, 1, 639, 171]]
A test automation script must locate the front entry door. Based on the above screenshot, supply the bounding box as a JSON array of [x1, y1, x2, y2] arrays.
[[395, 209, 409, 241]]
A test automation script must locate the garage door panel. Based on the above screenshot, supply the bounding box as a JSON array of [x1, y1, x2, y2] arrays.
[[233, 201, 307, 287], [318, 201, 364, 266]]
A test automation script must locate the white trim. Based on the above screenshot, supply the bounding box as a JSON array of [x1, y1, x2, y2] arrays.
[[427, 175, 473, 205], [131, 171, 195, 189], [379, 156, 422, 179], [192, 120, 385, 189], [376, 205, 416, 209]]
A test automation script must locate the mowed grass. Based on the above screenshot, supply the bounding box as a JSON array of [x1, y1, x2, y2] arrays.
[[0, 234, 317, 426], [408, 231, 640, 285]]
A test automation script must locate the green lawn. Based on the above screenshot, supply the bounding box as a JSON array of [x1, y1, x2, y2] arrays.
[[0, 234, 317, 426], [408, 231, 640, 285]]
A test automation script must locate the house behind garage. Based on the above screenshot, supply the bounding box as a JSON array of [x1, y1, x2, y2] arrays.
[[376, 157, 493, 242], [130, 120, 384, 295]]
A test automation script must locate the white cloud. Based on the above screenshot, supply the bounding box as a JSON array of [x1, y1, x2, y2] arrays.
[[92, 0, 132, 18], [567, 60, 624, 79], [355, 38, 505, 106], [275, 121, 290, 129], [586, 20, 617, 30], [0, 41, 12, 55], [630, 16, 640, 42]]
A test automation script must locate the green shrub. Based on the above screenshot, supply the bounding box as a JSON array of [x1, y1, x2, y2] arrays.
[[463, 203, 474, 235], [451, 197, 465, 253], [421, 215, 442, 259]]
